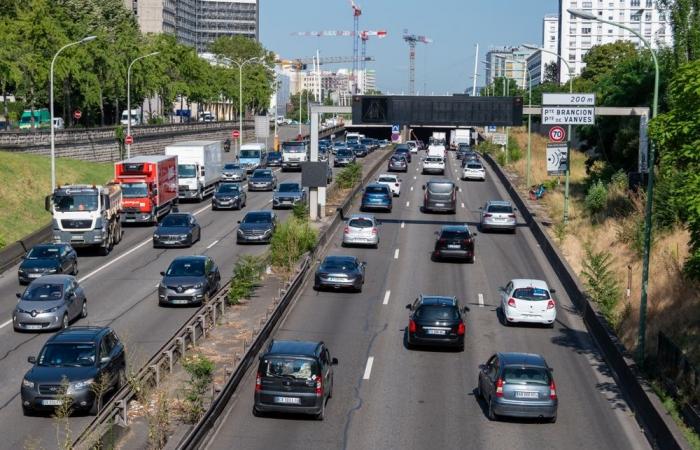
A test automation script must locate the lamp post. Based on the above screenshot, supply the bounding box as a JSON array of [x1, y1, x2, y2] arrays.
[[569, 8, 660, 362], [50, 35, 96, 191], [224, 57, 263, 154], [127, 51, 160, 159], [523, 43, 575, 223]]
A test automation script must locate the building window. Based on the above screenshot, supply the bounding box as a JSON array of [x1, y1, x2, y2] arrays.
[[631, 0, 640, 5], [582, 27, 592, 34], [645, 12, 651, 21], [646, 0, 653, 6], [583, 1, 593, 7], [631, 13, 641, 21], [569, 53, 576, 62]]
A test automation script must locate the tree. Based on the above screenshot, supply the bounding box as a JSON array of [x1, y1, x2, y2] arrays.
[[659, 0, 700, 63], [543, 61, 559, 84], [580, 41, 639, 83], [287, 90, 316, 123]]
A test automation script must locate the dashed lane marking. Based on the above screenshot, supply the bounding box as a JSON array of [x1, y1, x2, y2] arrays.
[[383, 290, 391, 305], [394, 249, 400, 259], [363, 356, 375, 380]]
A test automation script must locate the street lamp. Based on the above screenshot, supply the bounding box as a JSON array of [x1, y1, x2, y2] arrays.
[[127, 51, 160, 159], [223, 57, 264, 154], [50, 35, 96, 191], [568, 8, 660, 362]]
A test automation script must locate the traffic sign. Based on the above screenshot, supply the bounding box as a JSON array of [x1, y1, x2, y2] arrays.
[[125, 135, 133, 145], [391, 133, 400, 143], [73, 110, 82, 120], [543, 93, 595, 106], [549, 126, 566, 142], [391, 124, 400, 134], [546, 143, 568, 175], [232, 129, 241, 139], [542, 106, 595, 125], [487, 125, 497, 133], [492, 133, 507, 146]]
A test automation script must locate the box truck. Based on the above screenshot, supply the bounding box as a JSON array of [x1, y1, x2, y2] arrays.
[[165, 140, 223, 201], [115, 155, 179, 224]]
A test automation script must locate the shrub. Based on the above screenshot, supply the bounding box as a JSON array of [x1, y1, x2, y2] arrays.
[[228, 254, 266, 305], [335, 162, 362, 189], [584, 180, 608, 219], [270, 217, 317, 273], [181, 353, 215, 423], [610, 170, 628, 191], [292, 200, 309, 221], [581, 243, 621, 327], [616, 216, 646, 258]]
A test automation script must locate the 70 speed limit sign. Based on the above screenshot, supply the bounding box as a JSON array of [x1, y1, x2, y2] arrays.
[[549, 126, 566, 142]]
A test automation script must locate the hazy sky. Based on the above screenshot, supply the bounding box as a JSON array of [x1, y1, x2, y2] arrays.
[[260, 0, 557, 93]]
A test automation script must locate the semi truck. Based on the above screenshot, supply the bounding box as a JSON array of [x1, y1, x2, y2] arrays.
[[114, 155, 179, 224], [281, 140, 309, 171], [46, 184, 123, 255], [165, 140, 223, 201]]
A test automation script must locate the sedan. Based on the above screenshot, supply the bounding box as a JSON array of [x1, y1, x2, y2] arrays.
[[405, 295, 468, 351], [352, 144, 369, 158], [273, 182, 307, 209], [376, 173, 401, 196], [342, 214, 379, 248], [480, 200, 517, 233], [153, 213, 201, 248], [237, 210, 277, 244], [432, 225, 476, 263], [500, 279, 556, 327], [421, 156, 446, 175], [477, 352, 558, 422], [158, 255, 220, 306], [212, 183, 246, 210], [462, 161, 486, 181], [221, 163, 247, 182], [248, 169, 277, 191], [18, 243, 78, 285], [13, 275, 87, 331], [388, 155, 408, 172], [314, 255, 365, 292]]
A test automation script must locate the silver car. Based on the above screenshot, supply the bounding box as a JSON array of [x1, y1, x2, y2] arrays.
[[13, 275, 87, 332], [342, 214, 379, 247], [480, 200, 517, 233], [221, 163, 247, 182]]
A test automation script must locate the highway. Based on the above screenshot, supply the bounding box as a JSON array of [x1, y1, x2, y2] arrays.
[[0, 126, 367, 449], [203, 150, 651, 450]]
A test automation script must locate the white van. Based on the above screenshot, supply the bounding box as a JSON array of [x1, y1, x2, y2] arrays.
[[427, 144, 446, 158], [120, 109, 141, 126]]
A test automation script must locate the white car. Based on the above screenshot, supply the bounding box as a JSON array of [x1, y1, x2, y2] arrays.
[[421, 156, 445, 175], [500, 279, 556, 327], [342, 214, 380, 247], [376, 173, 401, 196], [406, 141, 419, 153], [462, 161, 486, 181]]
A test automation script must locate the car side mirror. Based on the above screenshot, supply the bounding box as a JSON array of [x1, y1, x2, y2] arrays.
[[472, 232, 478, 236], [478, 206, 483, 210], [159, 271, 165, 276], [478, 364, 486, 371], [100, 356, 111, 365], [331, 357, 339, 365], [27, 356, 37, 364], [422, 185, 426, 190], [513, 207, 518, 211], [550, 289, 556, 294], [362, 261, 367, 266], [405, 304, 412, 310], [44, 195, 52, 212]]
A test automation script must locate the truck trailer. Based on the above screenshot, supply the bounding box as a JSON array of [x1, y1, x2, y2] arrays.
[[165, 140, 223, 201], [115, 155, 178, 224]]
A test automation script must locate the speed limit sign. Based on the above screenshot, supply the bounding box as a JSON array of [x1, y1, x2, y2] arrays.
[[549, 126, 566, 142]]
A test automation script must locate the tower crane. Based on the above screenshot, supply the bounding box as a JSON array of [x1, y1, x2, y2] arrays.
[[276, 55, 374, 93], [402, 29, 432, 95], [349, 0, 362, 94]]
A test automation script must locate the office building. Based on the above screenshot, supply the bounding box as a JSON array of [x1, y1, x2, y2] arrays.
[[485, 46, 535, 89], [527, 14, 560, 86]]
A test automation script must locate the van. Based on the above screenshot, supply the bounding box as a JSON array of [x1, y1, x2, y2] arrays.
[[253, 340, 338, 420], [238, 143, 268, 173], [19, 108, 51, 129], [422, 179, 460, 214], [120, 109, 141, 126], [427, 144, 446, 158]]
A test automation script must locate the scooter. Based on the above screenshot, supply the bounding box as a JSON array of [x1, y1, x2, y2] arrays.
[[224, 138, 231, 153], [529, 184, 546, 200]]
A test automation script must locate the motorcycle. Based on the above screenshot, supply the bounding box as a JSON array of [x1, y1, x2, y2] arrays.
[[224, 138, 231, 153], [529, 184, 546, 200]]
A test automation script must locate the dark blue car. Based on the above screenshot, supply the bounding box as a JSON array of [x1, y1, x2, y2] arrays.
[[361, 183, 392, 212]]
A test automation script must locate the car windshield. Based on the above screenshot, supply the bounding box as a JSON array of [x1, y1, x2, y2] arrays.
[[121, 182, 148, 198], [252, 171, 272, 179], [242, 213, 271, 224], [27, 246, 61, 259], [513, 287, 551, 301], [38, 343, 96, 367], [377, 177, 397, 183], [390, 156, 405, 162], [282, 143, 305, 153], [239, 150, 261, 159], [268, 153, 282, 159], [348, 218, 373, 228], [22, 283, 64, 301], [415, 306, 459, 321], [53, 193, 98, 212], [223, 164, 240, 171], [467, 164, 483, 169], [178, 164, 197, 178], [395, 148, 408, 154], [503, 366, 551, 385], [428, 183, 454, 194], [160, 215, 189, 227], [441, 230, 469, 239], [323, 258, 357, 271], [365, 186, 387, 194], [337, 150, 353, 157], [217, 184, 240, 194], [263, 357, 319, 380], [278, 184, 300, 193], [166, 260, 205, 277], [487, 204, 513, 213]]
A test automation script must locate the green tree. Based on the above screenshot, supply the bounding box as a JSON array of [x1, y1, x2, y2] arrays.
[[543, 61, 559, 84], [659, 0, 700, 63], [287, 89, 316, 123], [579, 41, 639, 83]]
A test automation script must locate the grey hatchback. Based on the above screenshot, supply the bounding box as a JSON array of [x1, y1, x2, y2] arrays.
[[422, 179, 459, 213], [477, 352, 558, 422], [13, 275, 87, 332], [480, 200, 517, 233]]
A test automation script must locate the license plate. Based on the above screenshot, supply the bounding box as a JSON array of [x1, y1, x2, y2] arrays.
[[42, 399, 63, 406], [515, 391, 539, 399], [28, 273, 42, 278], [328, 277, 344, 282], [447, 244, 460, 249], [71, 236, 84, 241], [125, 218, 135, 222], [426, 329, 446, 335], [25, 324, 42, 330], [171, 299, 189, 304], [274, 396, 301, 404], [435, 203, 445, 207]]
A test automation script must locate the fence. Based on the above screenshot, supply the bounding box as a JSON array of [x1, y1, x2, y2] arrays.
[[658, 332, 700, 434]]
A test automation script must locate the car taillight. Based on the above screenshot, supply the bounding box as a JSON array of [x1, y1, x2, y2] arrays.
[[409, 319, 416, 333], [438, 238, 446, 244], [495, 378, 504, 397], [508, 214, 516, 218], [372, 228, 378, 235], [549, 379, 557, 400], [484, 213, 493, 218], [457, 322, 465, 335], [255, 372, 262, 392], [344, 226, 350, 234], [462, 238, 471, 246], [547, 300, 556, 309], [507, 298, 516, 308], [315, 376, 323, 396]]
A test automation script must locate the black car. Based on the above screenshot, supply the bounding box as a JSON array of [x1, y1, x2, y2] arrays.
[[212, 183, 247, 210], [158, 255, 221, 306], [433, 225, 476, 263], [405, 295, 468, 351], [248, 169, 277, 191], [253, 340, 338, 420], [393, 145, 411, 163], [153, 213, 201, 248], [334, 149, 356, 167], [21, 326, 126, 415], [237, 210, 277, 244], [314, 255, 366, 292], [388, 154, 408, 172], [266, 152, 283, 167], [18, 243, 78, 285]]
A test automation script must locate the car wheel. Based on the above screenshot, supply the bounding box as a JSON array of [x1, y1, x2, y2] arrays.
[[549, 415, 557, 423], [22, 406, 35, 417], [117, 367, 127, 390], [500, 308, 510, 327], [80, 300, 87, 319], [61, 314, 69, 329], [89, 395, 101, 415], [212, 205, 218, 211], [315, 401, 325, 421], [252, 405, 263, 417], [487, 398, 497, 421]]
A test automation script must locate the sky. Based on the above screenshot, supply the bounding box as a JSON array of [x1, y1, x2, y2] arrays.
[[260, 0, 558, 94]]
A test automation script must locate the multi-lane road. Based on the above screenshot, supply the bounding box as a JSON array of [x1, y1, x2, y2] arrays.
[[203, 150, 651, 449]]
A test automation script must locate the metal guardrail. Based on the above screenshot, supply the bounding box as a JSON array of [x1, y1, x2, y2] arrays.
[[0, 224, 52, 273]]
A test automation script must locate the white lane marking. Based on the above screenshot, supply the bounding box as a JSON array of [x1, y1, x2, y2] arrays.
[[78, 237, 153, 283], [394, 249, 400, 259], [406, 201, 410, 207], [206, 239, 219, 249], [478, 293, 484, 307], [0, 319, 12, 329], [401, 221, 405, 229], [155, 282, 160, 287], [192, 203, 210, 216], [363, 356, 375, 380], [383, 290, 391, 305], [410, 186, 414, 191], [461, 202, 465, 208]]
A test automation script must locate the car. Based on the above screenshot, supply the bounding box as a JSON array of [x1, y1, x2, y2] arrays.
[[237, 210, 277, 244], [393, 145, 412, 163], [500, 279, 557, 327], [388, 154, 408, 172], [273, 182, 307, 209], [350, 143, 368, 158], [360, 138, 376, 152], [422, 179, 459, 213], [376, 173, 401, 196], [432, 225, 476, 263], [13, 275, 87, 332], [380, 139, 390, 147], [332, 142, 347, 154], [421, 156, 446, 175], [361, 183, 392, 212], [477, 352, 558, 422], [461, 151, 480, 164], [314, 255, 366, 292], [212, 183, 246, 210], [456, 143, 471, 159], [253, 340, 338, 420], [480, 200, 517, 233], [21, 326, 126, 415], [318, 148, 330, 162], [406, 140, 418, 153], [248, 169, 277, 191], [158, 255, 221, 306], [153, 213, 201, 248], [405, 295, 468, 351], [18, 243, 78, 285], [221, 163, 247, 182], [462, 161, 486, 181], [342, 214, 380, 248], [334, 149, 356, 167], [266, 152, 283, 167]]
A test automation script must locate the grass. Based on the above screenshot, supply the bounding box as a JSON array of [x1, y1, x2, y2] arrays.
[[651, 381, 700, 450], [0, 151, 113, 246]]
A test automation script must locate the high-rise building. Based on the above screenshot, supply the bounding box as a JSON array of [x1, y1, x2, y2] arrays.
[[526, 14, 560, 87], [485, 46, 535, 89], [558, 0, 672, 83]]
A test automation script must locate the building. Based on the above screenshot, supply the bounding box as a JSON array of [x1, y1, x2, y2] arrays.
[[484, 46, 535, 89], [558, 0, 672, 83], [526, 14, 560, 87]]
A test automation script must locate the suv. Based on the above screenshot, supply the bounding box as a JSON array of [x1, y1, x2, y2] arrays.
[[422, 179, 459, 213], [421, 156, 445, 175], [253, 340, 338, 420], [21, 326, 126, 415], [361, 183, 393, 212], [480, 200, 517, 233], [158, 255, 221, 306], [433, 225, 476, 263], [405, 295, 468, 351]]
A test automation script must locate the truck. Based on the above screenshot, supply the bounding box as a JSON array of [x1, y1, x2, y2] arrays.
[[452, 129, 472, 149], [281, 140, 309, 171], [19, 108, 51, 129], [46, 184, 123, 255], [346, 132, 364, 145], [238, 143, 268, 173], [165, 140, 223, 201], [114, 155, 179, 224], [430, 131, 447, 146]]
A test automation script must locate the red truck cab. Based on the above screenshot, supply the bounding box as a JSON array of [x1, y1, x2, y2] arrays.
[[115, 155, 178, 224]]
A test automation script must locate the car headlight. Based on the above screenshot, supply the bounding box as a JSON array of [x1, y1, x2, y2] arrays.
[[159, 281, 166, 290], [179, 234, 190, 239], [44, 306, 60, 313], [68, 379, 93, 393], [237, 229, 244, 235], [193, 283, 203, 290], [22, 379, 34, 389], [45, 268, 58, 274], [153, 234, 160, 239], [263, 229, 272, 236]]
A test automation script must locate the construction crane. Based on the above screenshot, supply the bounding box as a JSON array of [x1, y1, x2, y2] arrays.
[[276, 55, 374, 94], [402, 29, 432, 95], [349, 0, 362, 94]]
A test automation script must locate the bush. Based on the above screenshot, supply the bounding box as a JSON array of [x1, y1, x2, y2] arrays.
[[270, 217, 317, 273], [181, 353, 215, 423], [610, 170, 628, 191], [616, 216, 647, 258], [335, 162, 362, 189], [292, 200, 309, 221], [227, 254, 266, 305], [581, 243, 621, 328], [584, 180, 608, 219]]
